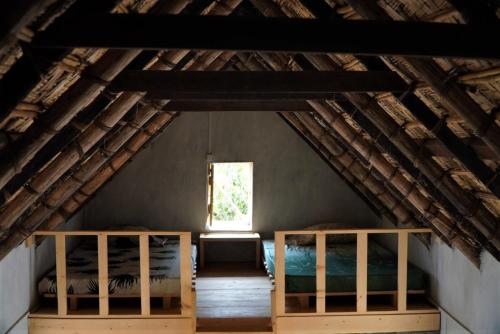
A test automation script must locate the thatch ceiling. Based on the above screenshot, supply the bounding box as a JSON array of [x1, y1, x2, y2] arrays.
[[0, 0, 498, 267]]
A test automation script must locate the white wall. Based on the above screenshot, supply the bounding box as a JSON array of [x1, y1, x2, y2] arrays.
[[376, 220, 500, 334], [0, 213, 83, 334], [409, 236, 500, 334]]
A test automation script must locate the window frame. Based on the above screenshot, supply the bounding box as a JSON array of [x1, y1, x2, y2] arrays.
[[206, 162, 253, 231]]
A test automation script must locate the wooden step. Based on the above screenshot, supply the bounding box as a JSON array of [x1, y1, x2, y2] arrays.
[[196, 317, 272, 333]]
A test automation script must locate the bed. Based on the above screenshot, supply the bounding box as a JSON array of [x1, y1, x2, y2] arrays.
[[262, 239, 426, 293], [38, 237, 197, 298]]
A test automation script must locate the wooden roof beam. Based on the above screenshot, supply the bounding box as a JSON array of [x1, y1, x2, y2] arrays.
[[252, 0, 499, 257], [29, 13, 500, 59], [344, 0, 500, 162], [163, 100, 313, 112], [109, 70, 408, 99], [0, 0, 120, 125]]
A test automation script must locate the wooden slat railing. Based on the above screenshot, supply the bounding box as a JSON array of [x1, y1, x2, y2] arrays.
[[274, 228, 432, 316], [28, 231, 193, 318]]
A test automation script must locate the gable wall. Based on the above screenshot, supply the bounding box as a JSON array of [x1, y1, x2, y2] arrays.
[[83, 111, 381, 234]]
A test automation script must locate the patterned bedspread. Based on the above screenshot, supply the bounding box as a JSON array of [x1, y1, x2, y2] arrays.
[[38, 238, 197, 297]]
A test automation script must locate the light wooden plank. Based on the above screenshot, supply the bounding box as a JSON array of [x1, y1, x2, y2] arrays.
[[29, 317, 193, 334], [200, 239, 205, 269], [33, 231, 191, 236], [139, 234, 150, 315], [256, 239, 261, 269], [275, 232, 286, 316], [276, 228, 431, 235], [25, 235, 34, 247], [180, 233, 193, 316], [55, 235, 67, 316], [97, 234, 108, 316], [398, 231, 408, 312], [271, 290, 276, 333], [275, 312, 440, 333], [316, 232, 326, 314], [356, 232, 368, 313]]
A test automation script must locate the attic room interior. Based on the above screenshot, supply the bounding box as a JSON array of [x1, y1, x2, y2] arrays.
[[0, 0, 499, 333]]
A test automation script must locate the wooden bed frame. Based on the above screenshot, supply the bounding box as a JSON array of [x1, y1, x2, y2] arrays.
[[270, 228, 441, 333], [26, 231, 196, 334]]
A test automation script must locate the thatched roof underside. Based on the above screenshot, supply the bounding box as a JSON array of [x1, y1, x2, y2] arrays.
[[0, 0, 498, 267]]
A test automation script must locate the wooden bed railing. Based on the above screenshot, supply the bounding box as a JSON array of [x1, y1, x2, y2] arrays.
[[274, 228, 432, 316], [27, 231, 193, 318]]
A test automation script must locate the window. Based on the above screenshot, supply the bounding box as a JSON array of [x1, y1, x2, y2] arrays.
[[207, 162, 253, 231]]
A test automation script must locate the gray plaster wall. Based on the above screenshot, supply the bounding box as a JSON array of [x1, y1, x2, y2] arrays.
[[83, 111, 381, 233], [411, 238, 499, 334], [0, 213, 83, 334], [376, 221, 500, 334]]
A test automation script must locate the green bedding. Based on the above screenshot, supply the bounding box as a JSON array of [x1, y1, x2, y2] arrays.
[[262, 240, 426, 293]]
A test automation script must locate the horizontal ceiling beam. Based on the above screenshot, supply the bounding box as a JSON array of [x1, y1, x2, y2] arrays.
[[162, 100, 313, 112], [30, 14, 500, 59], [110, 71, 408, 99]]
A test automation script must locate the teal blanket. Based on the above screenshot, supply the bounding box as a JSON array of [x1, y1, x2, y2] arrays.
[[262, 240, 426, 293]]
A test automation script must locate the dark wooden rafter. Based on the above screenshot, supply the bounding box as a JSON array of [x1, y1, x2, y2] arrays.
[[29, 13, 500, 59], [447, 0, 499, 23], [163, 100, 312, 112], [0, 0, 58, 55], [288, 2, 500, 197], [0, 4, 242, 253], [0, 0, 221, 193], [0, 50, 235, 258], [249, 0, 499, 258], [0, 0, 120, 125], [0, 111, 178, 259], [109, 70, 409, 99], [245, 51, 484, 263], [344, 0, 500, 161], [285, 111, 480, 265]]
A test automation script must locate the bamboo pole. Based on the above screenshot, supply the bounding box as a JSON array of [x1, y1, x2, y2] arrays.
[[0, 0, 193, 191], [262, 0, 499, 253], [286, 112, 480, 265], [236, 53, 430, 231], [232, 32, 482, 264], [0, 51, 237, 258], [0, 1, 243, 236], [343, 0, 500, 169]]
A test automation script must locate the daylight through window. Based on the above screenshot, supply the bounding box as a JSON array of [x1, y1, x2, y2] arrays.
[[207, 162, 253, 231]]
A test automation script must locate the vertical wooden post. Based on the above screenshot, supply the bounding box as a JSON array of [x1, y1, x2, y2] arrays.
[[180, 233, 193, 316], [356, 232, 368, 313], [398, 231, 408, 312], [200, 239, 205, 269], [316, 232, 326, 314], [98, 234, 109, 316], [139, 234, 150, 315], [271, 289, 276, 332], [275, 232, 286, 316], [55, 234, 67, 316]]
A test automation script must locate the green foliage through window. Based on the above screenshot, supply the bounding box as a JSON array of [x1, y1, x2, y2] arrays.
[[211, 162, 252, 230]]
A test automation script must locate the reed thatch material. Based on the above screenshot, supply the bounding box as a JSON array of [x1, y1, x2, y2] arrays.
[[0, 0, 242, 236], [345, 0, 500, 160], [0, 0, 498, 267], [0, 0, 194, 190], [0, 111, 177, 260], [254, 0, 499, 254], [0, 50, 230, 249], [234, 47, 482, 264], [286, 111, 480, 265]]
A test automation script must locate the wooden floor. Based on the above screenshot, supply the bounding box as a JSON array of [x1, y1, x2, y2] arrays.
[[196, 262, 273, 332], [196, 262, 272, 318]]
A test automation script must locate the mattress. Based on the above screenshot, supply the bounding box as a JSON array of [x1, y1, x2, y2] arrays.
[[38, 238, 197, 297], [262, 240, 426, 293]]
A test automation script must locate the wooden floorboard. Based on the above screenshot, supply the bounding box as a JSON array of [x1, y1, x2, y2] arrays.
[[196, 262, 272, 321]]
